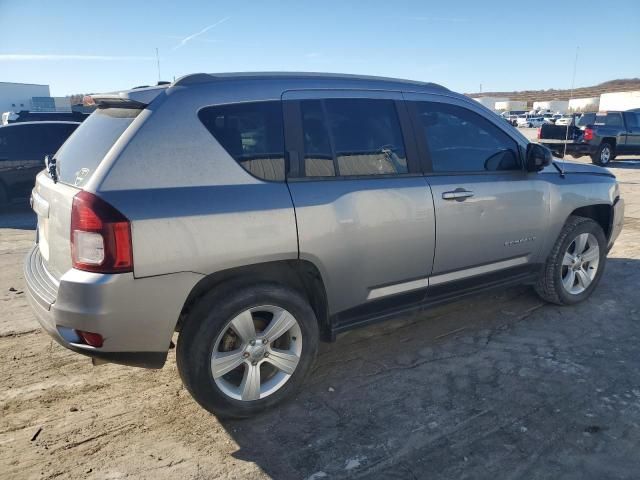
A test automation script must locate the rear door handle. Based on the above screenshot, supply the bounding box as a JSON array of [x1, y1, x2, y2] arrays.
[[442, 189, 474, 200]]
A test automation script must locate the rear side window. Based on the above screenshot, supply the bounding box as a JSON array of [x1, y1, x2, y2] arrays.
[[577, 113, 596, 127], [412, 102, 520, 173], [301, 98, 408, 177], [595, 113, 623, 127], [624, 112, 640, 129], [57, 108, 140, 187], [199, 101, 285, 181]]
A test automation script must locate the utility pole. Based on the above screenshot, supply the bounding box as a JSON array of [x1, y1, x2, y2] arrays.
[[155, 48, 161, 82], [480, 83, 482, 94]]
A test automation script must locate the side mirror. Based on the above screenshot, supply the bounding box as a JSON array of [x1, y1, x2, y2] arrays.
[[526, 143, 552, 172]]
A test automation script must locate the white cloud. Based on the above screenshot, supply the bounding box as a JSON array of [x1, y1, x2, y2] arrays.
[[0, 54, 154, 61], [172, 17, 231, 51]]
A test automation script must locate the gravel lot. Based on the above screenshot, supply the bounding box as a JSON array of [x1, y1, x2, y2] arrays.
[[1, 129, 640, 479]]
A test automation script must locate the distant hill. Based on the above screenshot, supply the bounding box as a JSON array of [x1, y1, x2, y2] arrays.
[[466, 78, 640, 104]]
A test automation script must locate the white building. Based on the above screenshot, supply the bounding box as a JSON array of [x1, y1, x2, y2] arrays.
[[494, 100, 527, 112], [0, 82, 50, 113], [472, 96, 509, 111], [532, 100, 569, 113], [599, 91, 640, 111], [568, 97, 599, 113]]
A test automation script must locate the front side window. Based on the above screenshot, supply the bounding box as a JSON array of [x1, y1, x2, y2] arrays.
[[199, 101, 285, 181], [624, 112, 640, 129], [300, 98, 408, 177], [413, 102, 520, 173]]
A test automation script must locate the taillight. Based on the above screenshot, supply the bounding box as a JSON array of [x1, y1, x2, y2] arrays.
[[583, 128, 593, 141], [537, 127, 541, 139], [71, 191, 133, 273]]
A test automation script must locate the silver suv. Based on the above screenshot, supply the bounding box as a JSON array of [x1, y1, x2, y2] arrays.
[[25, 73, 624, 417]]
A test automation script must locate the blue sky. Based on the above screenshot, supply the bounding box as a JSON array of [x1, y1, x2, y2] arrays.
[[0, 0, 638, 96]]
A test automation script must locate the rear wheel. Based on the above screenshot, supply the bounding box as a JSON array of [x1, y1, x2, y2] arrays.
[[591, 142, 614, 166], [535, 216, 606, 305], [177, 282, 319, 418]]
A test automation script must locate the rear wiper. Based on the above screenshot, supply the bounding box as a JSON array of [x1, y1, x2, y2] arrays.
[[44, 155, 58, 183]]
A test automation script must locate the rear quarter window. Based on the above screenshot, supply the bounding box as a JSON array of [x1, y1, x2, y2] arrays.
[[198, 101, 285, 182], [56, 108, 140, 187]]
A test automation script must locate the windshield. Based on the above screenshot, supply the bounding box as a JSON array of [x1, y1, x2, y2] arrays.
[[55, 108, 140, 187]]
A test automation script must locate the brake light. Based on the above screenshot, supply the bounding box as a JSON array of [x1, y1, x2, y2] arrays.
[[537, 127, 541, 139], [583, 128, 594, 141], [71, 191, 133, 273]]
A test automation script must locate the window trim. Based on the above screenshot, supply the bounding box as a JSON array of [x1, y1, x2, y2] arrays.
[[407, 99, 526, 176], [284, 96, 420, 180]]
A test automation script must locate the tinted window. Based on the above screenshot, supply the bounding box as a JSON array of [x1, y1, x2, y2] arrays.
[[300, 98, 407, 177], [0, 123, 78, 161], [413, 102, 520, 172], [301, 100, 335, 177], [577, 113, 596, 127], [624, 112, 640, 129], [199, 101, 285, 181], [595, 113, 623, 127], [57, 108, 140, 186]]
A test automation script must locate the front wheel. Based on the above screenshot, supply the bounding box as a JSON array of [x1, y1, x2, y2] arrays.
[[591, 143, 614, 166], [535, 216, 606, 305], [177, 282, 319, 418]]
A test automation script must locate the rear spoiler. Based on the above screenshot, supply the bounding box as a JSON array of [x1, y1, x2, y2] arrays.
[[83, 85, 168, 109]]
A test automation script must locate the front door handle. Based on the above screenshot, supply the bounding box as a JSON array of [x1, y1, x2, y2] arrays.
[[442, 189, 474, 201]]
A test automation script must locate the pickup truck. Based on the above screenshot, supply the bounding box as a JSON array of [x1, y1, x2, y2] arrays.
[[539, 111, 640, 165]]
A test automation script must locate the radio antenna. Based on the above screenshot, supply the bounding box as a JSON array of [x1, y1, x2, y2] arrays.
[[562, 46, 579, 163], [155, 48, 161, 83]]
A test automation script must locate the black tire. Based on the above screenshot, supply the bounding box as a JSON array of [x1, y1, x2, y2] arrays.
[[177, 282, 319, 418], [535, 216, 607, 305], [591, 142, 614, 166]]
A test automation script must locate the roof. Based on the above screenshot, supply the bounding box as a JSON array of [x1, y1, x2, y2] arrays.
[[0, 121, 81, 128], [172, 71, 448, 91], [0, 81, 49, 87]]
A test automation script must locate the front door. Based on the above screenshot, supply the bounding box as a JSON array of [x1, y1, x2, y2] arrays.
[[623, 112, 640, 154], [406, 94, 549, 287]]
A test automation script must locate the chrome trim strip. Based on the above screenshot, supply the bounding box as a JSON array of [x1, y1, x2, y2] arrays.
[[367, 277, 429, 300], [429, 256, 529, 286]]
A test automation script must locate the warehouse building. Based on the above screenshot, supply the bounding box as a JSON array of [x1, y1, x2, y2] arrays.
[[471, 96, 508, 111], [568, 97, 600, 113], [0, 81, 50, 113], [599, 91, 640, 111], [0, 81, 71, 115]]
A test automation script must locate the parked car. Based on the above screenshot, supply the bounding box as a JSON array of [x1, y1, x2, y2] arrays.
[[24, 73, 624, 418], [517, 115, 544, 128], [555, 114, 575, 126], [539, 110, 640, 165], [0, 121, 80, 206]]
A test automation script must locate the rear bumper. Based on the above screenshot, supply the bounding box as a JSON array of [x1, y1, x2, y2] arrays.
[[24, 245, 202, 368], [541, 142, 597, 157]]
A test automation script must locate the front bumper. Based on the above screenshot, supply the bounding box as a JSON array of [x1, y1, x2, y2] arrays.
[[608, 196, 625, 251], [24, 245, 202, 368]]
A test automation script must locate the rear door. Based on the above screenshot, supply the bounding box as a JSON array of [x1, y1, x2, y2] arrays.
[[282, 90, 436, 321], [405, 93, 548, 291]]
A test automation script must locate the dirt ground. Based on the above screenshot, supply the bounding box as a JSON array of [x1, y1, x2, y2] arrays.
[[2, 132, 640, 479]]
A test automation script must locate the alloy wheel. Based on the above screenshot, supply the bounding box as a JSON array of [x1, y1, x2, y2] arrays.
[[210, 305, 302, 401], [561, 232, 600, 295], [600, 145, 611, 164]]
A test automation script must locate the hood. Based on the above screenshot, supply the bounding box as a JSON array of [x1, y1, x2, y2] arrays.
[[542, 159, 614, 177]]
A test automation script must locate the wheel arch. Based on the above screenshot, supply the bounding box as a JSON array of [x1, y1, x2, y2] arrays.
[[600, 137, 617, 149], [569, 204, 613, 240], [176, 259, 331, 341]]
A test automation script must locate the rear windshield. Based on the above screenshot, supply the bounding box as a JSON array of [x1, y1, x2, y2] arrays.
[[56, 108, 140, 187], [576, 113, 596, 127]]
